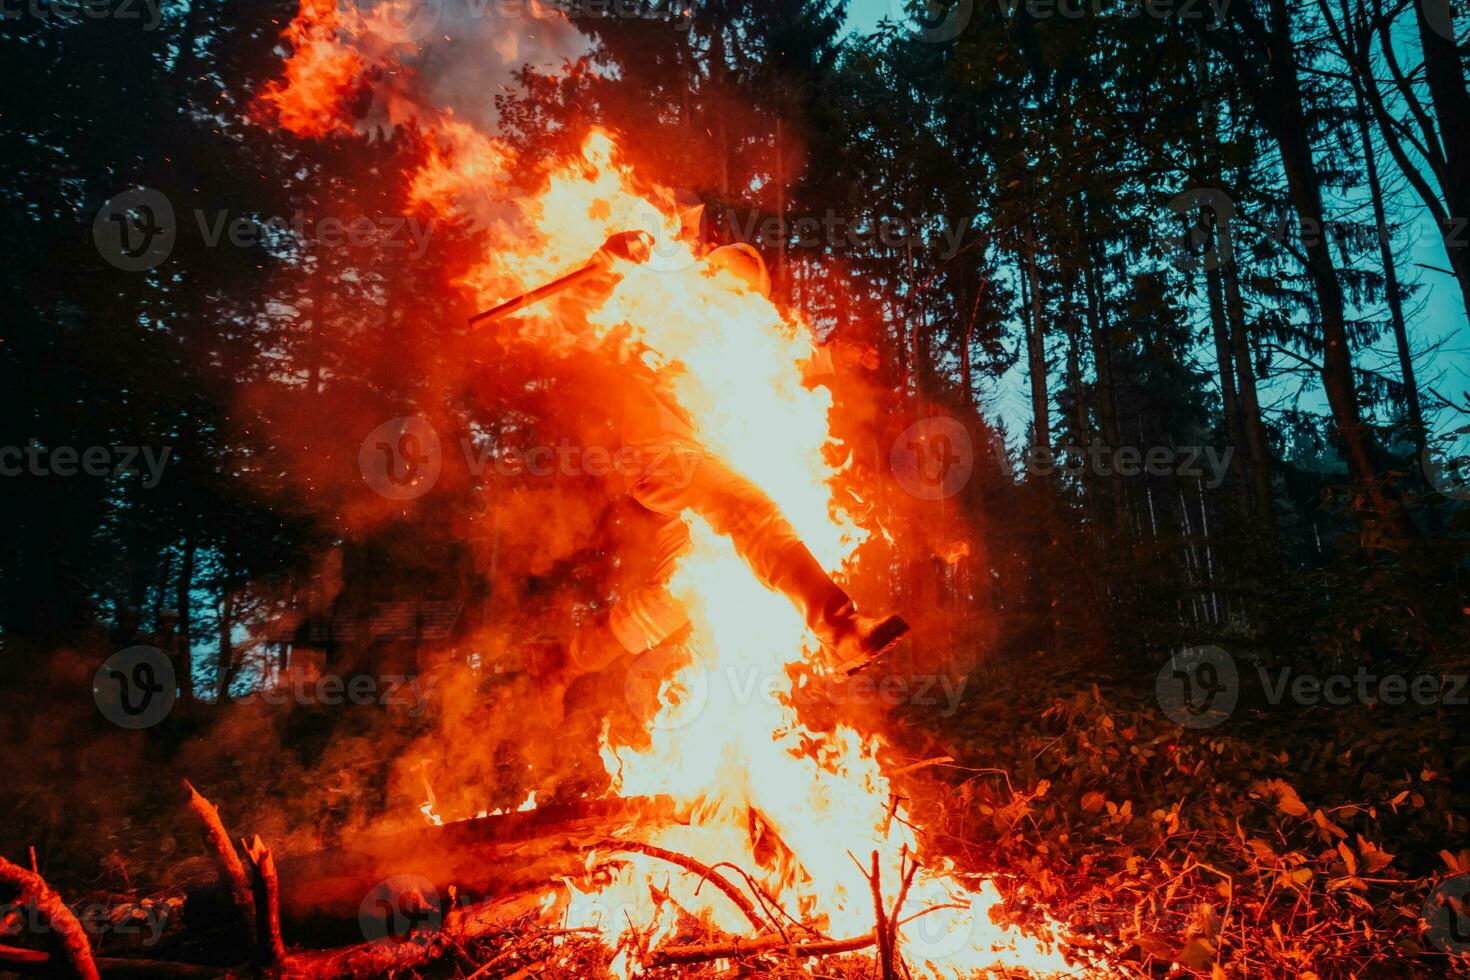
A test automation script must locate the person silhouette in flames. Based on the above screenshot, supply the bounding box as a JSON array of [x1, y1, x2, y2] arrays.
[[528, 230, 909, 725]]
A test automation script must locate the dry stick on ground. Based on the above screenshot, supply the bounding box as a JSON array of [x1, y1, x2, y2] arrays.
[[0, 945, 230, 979], [0, 856, 101, 980], [886, 850, 921, 980], [645, 903, 969, 968], [243, 835, 288, 967], [710, 861, 821, 942], [183, 780, 257, 961], [646, 931, 878, 968], [882, 795, 902, 837], [596, 839, 771, 934], [868, 851, 897, 980], [888, 756, 955, 776], [463, 935, 542, 980]]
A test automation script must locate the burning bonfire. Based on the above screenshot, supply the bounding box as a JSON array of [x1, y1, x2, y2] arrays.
[[236, 3, 1082, 976]]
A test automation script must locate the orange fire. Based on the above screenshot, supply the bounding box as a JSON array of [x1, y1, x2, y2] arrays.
[[543, 144, 1069, 978], [263, 10, 1074, 976], [259, 0, 364, 137]]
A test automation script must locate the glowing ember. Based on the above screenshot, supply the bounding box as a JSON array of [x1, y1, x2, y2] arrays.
[[265, 11, 1073, 977]]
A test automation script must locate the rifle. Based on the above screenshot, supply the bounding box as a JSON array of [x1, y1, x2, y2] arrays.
[[467, 230, 653, 328]]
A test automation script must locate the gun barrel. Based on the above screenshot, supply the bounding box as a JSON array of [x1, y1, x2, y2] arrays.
[[467, 261, 603, 328], [466, 230, 653, 328]]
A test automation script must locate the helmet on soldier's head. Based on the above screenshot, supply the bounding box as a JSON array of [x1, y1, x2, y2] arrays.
[[704, 243, 771, 299]]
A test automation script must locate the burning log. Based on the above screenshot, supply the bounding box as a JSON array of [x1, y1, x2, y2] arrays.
[[271, 796, 681, 943], [643, 903, 964, 969], [0, 856, 101, 980], [644, 930, 877, 967], [279, 889, 552, 980], [595, 839, 770, 935]]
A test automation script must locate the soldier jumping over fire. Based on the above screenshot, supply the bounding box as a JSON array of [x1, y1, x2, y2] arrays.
[[481, 228, 910, 720]]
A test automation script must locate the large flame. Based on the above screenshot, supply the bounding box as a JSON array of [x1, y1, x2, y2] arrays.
[[259, 0, 364, 136], [542, 142, 1070, 979], [263, 11, 1074, 976]]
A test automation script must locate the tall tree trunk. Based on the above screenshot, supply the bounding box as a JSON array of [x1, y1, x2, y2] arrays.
[[1082, 208, 1127, 530], [1022, 218, 1050, 451], [216, 556, 235, 701], [1352, 84, 1426, 462], [1217, 231, 1277, 533], [1194, 34, 1254, 524], [1412, 0, 1470, 288], [309, 269, 326, 394], [1019, 219, 1056, 651], [711, 23, 731, 198], [150, 549, 174, 636], [177, 532, 196, 701], [957, 271, 986, 410], [1345, 0, 1470, 329], [1206, 257, 1253, 519], [1222, 0, 1409, 540], [1064, 276, 1091, 447], [773, 116, 787, 300], [959, 285, 974, 408]]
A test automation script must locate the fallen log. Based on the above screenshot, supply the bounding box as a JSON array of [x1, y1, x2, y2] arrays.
[[0, 944, 231, 979], [279, 888, 551, 980], [269, 795, 681, 946], [0, 857, 101, 980]]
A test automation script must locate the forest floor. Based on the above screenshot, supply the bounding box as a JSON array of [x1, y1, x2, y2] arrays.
[[888, 642, 1469, 978], [3, 634, 1468, 979]]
